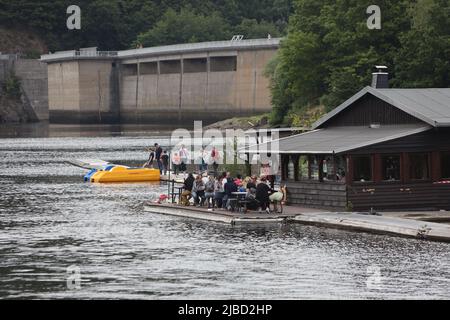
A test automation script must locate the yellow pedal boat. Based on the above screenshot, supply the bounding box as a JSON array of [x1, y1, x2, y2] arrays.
[[90, 166, 160, 183]]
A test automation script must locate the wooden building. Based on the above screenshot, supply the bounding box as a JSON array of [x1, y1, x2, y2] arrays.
[[250, 68, 450, 211]]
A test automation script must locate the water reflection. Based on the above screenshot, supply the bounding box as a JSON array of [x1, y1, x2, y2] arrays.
[[0, 125, 449, 299], [0, 122, 178, 138]]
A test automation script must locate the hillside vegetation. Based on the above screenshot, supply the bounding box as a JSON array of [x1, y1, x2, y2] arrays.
[[266, 0, 450, 126], [0, 0, 448, 128], [0, 27, 47, 56], [0, 0, 292, 52]]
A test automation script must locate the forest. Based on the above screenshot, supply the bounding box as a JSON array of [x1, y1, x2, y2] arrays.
[[0, 0, 291, 51], [266, 0, 450, 125], [0, 0, 448, 126]]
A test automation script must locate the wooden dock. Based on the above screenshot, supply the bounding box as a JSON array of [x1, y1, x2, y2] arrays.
[[144, 203, 300, 224], [293, 212, 450, 243], [144, 203, 450, 242]]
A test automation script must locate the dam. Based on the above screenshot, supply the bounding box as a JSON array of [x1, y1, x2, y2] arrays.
[[40, 38, 280, 125]]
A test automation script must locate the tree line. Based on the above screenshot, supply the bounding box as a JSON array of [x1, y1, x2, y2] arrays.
[[0, 0, 292, 51], [1, 0, 448, 127], [266, 0, 450, 125]]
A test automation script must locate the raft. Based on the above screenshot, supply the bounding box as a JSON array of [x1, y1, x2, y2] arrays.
[[89, 166, 160, 183]]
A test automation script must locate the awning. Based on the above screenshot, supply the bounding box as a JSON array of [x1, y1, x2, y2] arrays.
[[243, 125, 431, 154]]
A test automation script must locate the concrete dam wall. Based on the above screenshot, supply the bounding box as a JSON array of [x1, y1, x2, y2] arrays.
[[41, 39, 280, 125], [0, 55, 48, 122]]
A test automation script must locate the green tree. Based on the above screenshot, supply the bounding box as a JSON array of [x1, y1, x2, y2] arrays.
[[233, 19, 281, 39], [266, 0, 449, 126], [394, 0, 450, 87], [135, 7, 232, 47]]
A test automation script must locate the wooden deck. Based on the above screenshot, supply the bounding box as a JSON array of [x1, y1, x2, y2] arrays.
[[143, 202, 450, 242], [144, 202, 310, 224]]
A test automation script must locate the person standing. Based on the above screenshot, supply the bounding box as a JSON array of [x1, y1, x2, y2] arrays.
[[179, 144, 189, 173], [172, 151, 181, 175], [143, 147, 155, 168], [196, 147, 207, 173], [154, 143, 163, 172], [161, 150, 169, 175], [210, 146, 220, 177]]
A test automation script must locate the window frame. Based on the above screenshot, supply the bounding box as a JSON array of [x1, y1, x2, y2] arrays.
[[409, 152, 431, 181], [441, 151, 450, 180], [352, 155, 373, 183], [381, 153, 401, 182]]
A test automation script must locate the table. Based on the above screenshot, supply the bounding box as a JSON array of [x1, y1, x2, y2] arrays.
[[231, 192, 248, 213]]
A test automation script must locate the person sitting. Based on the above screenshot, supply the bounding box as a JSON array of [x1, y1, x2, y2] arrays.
[[192, 175, 206, 207], [245, 184, 259, 211], [246, 176, 257, 193], [179, 173, 195, 206], [223, 176, 238, 210], [234, 174, 243, 187], [214, 176, 225, 209], [269, 186, 285, 213], [256, 177, 271, 214], [204, 176, 216, 210]]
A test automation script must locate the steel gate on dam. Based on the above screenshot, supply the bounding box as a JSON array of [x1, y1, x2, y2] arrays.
[[40, 38, 280, 125]]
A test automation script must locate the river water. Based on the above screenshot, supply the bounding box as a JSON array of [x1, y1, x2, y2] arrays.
[[0, 123, 449, 299]]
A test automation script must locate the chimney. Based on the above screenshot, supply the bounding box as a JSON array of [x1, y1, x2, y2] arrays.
[[371, 65, 389, 89]]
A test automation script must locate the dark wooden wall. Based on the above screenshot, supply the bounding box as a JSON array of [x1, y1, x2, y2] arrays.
[[324, 94, 423, 127], [348, 128, 450, 154], [285, 181, 347, 209], [347, 182, 450, 211]]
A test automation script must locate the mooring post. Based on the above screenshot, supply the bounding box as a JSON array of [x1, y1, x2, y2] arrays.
[[171, 179, 175, 203]]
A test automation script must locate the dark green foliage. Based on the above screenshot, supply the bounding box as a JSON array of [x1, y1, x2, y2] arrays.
[[0, 0, 292, 51], [267, 0, 450, 125], [3, 73, 21, 98]]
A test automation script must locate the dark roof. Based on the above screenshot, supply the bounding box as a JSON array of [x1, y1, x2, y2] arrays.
[[314, 87, 450, 128], [245, 125, 431, 154]]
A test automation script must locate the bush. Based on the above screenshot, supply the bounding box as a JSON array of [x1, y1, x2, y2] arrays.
[[3, 73, 21, 98]]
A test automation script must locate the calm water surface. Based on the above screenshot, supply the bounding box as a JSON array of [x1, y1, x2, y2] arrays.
[[0, 123, 449, 299]]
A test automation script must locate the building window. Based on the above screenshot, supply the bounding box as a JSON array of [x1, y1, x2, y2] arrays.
[[287, 156, 295, 181], [183, 58, 207, 73], [309, 156, 320, 180], [382, 154, 401, 181], [210, 56, 237, 72], [122, 64, 137, 76], [160, 60, 181, 74], [441, 152, 450, 179], [140, 62, 158, 75], [353, 156, 372, 182], [410, 153, 429, 180], [298, 155, 309, 180]]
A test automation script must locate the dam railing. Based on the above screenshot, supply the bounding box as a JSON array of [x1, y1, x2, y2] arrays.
[[41, 50, 118, 62]]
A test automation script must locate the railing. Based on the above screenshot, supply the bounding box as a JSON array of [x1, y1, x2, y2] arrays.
[[41, 50, 118, 61]]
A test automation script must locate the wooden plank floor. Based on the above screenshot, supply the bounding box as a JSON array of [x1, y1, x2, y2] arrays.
[[144, 202, 450, 242], [143, 202, 320, 224]]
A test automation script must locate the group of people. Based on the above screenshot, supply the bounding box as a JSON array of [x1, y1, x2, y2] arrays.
[[143, 143, 169, 175], [179, 171, 284, 214], [144, 143, 221, 176]]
